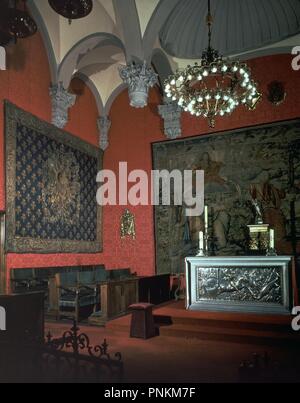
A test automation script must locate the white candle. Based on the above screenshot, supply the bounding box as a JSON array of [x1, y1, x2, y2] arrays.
[[270, 229, 275, 249], [199, 231, 204, 251], [204, 206, 208, 230]]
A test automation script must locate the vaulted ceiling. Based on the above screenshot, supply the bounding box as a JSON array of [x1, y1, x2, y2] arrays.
[[28, 0, 300, 117]]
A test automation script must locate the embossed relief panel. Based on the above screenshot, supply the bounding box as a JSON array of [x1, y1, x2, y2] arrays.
[[196, 266, 282, 305], [5, 102, 102, 253]]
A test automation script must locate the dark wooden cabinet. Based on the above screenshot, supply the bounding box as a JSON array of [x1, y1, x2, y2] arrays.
[[101, 278, 139, 319], [138, 274, 170, 305], [0, 292, 44, 342]]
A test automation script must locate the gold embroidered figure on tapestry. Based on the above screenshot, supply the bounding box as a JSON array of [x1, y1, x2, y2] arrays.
[[120, 209, 136, 240], [41, 145, 80, 225]]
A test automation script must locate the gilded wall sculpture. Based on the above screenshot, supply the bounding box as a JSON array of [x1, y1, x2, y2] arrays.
[[153, 120, 300, 274], [5, 102, 103, 253]]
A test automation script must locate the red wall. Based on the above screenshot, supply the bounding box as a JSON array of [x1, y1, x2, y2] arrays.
[[0, 34, 105, 287], [1, 30, 299, 284], [103, 53, 300, 277]]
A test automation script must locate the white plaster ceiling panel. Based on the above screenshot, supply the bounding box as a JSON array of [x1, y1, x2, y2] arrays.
[[135, 0, 160, 37], [96, 0, 117, 24], [77, 45, 125, 70], [159, 0, 300, 58], [30, 0, 61, 63], [58, 35, 123, 87], [59, 0, 119, 58], [81, 63, 124, 106]]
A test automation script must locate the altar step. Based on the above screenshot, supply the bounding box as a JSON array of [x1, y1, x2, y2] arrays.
[[107, 301, 300, 346], [157, 322, 300, 346]]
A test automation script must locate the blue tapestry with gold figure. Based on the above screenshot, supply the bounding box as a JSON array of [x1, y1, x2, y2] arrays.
[[5, 102, 102, 253]]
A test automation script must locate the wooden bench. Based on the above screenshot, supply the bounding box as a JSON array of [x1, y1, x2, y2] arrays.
[[50, 267, 138, 323], [10, 265, 105, 313], [10, 267, 172, 324]]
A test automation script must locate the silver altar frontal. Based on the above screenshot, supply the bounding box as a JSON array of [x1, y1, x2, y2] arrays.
[[185, 256, 293, 315]]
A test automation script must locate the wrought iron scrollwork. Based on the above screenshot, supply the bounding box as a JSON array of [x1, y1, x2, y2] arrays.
[[46, 320, 122, 362], [43, 321, 123, 382]]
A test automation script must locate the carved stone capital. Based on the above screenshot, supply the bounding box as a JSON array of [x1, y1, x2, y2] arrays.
[[158, 100, 182, 139], [119, 61, 158, 108], [49, 82, 76, 129], [97, 116, 111, 151]]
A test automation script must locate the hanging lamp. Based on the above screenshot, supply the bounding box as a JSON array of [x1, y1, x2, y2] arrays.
[[164, 0, 262, 128], [48, 0, 93, 24]]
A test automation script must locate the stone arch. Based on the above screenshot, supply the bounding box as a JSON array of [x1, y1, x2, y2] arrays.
[[143, 0, 181, 62], [73, 72, 104, 116], [104, 83, 127, 115], [58, 32, 125, 88], [112, 0, 143, 61], [151, 48, 173, 90], [27, 0, 58, 82]]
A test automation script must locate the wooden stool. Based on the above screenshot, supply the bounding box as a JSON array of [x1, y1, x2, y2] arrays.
[[129, 303, 156, 339]]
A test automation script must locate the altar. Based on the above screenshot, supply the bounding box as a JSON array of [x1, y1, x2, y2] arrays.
[[185, 256, 295, 315]]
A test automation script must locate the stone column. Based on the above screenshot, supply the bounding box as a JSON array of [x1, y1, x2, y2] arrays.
[[98, 116, 111, 151], [158, 100, 182, 139], [49, 82, 76, 129], [119, 61, 158, 108]]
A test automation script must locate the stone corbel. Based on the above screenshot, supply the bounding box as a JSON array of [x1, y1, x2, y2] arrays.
[[119, 61, 158, 108], [49, 82, 76, 129], [158, 99, 182, 140], [98, 116, 111, 151]]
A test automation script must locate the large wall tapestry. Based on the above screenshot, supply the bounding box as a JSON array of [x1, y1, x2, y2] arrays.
[[153, 120, 300, 274], [5, 102, 102, 253]]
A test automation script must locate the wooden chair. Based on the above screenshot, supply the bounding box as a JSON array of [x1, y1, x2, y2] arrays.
[[108, 268, 131, 281], [55, 272, 98, 322]]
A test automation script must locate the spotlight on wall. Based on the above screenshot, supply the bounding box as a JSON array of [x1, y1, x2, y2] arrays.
[[267, 81, 286, 106]]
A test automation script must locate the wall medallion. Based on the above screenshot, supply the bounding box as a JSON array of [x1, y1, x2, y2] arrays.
[[120, 209, 136, 240], [267, 81, 286, 106]]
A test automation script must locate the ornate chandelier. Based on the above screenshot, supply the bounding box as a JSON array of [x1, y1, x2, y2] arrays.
[[164, 0, 262, 128], [48, 0, 93, 23]]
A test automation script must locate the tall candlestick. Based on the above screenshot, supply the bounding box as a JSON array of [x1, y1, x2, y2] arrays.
[[199, 231, 204, 251], [270, 229, 275, 249], [204, 205, 208, 231], [197, 231, 205, 256]]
